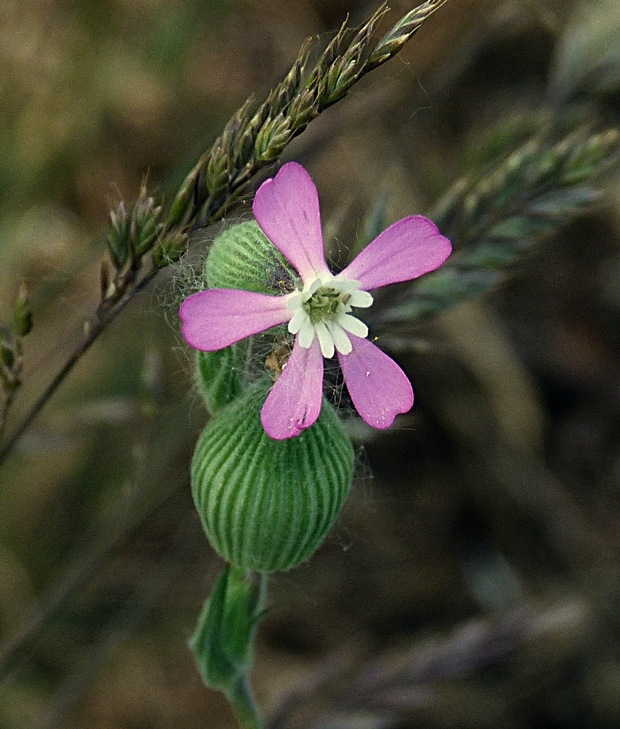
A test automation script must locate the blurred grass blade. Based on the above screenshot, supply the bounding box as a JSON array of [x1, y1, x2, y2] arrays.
[[376, 127, 620, 325]]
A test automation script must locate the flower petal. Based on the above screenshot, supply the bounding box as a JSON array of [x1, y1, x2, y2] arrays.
[[337, 335, 413, 429], [180, 289, 290, 351], [326, 321, 352, 355], [339, 216, 451, 291], [261, 337, 324, 440], [288, 307, 306, 334], [315, 322, 334, 359], [349, 290, 373, 308], [338, 313, 368, 338], [297, 318, 315, 348], [253, 162, 331, 284]]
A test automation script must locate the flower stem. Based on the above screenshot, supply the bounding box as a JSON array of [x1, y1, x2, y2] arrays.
[[226, 677, 264, 729], [0, 0, 452, 467], [0, 390, 15, 445], [0, 268, 157, 467]]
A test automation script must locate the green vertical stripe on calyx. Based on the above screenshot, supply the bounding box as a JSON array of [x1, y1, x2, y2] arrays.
[[191, 380, 354, 572]]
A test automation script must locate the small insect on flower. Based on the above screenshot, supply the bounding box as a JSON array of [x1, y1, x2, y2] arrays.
[[180, 162, 451, 440]]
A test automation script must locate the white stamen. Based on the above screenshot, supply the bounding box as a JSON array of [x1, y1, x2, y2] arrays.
[[286, 274, 371, 354]]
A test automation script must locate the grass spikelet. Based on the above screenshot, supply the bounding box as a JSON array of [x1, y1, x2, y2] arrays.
[[376, 127, 620, 326]]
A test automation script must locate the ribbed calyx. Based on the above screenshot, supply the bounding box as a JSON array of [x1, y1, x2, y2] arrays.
[[205, 220, 298, 294], [191, 380, 354, 572], [195, 344, 247, 415], [195, 221, 298, 414]]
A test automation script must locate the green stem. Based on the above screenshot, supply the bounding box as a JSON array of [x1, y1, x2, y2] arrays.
[[0, 389, 15, 445], [0, 268, 158, 467], [226, 676, 264, 729]]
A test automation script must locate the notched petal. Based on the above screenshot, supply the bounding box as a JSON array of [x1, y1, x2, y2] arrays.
[[261, 338, 324, 440], [340, 215, 452, 291], [337, 335, 413, 429], [253, 162, 331, 285]]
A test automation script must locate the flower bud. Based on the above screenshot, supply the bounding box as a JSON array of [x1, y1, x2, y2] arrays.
[[206, 220, 298, 295], [192, 380, 354, 572], [195, 343, 247, 415], [193, 221, 299, 414]]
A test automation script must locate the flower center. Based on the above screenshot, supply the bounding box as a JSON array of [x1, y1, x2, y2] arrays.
[[286, 276, 374, 359], [303, 286, 351, 324]]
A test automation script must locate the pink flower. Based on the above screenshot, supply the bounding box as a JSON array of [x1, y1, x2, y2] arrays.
[[180, 162, 451, 440]]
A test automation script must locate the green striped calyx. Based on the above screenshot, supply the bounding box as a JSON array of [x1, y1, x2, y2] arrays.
[[195, 343, 247, 416], [205, 220, 298, 294], [194, 220, 298, 415], [191, 380, 354, 572]]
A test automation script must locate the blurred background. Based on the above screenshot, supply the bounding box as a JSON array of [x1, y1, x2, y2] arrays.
[[2, 0, 620, 727]]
